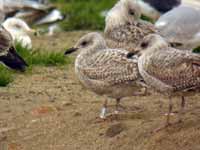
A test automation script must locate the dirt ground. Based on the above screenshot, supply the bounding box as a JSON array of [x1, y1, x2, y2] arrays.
[[0, 31, 199, 150]]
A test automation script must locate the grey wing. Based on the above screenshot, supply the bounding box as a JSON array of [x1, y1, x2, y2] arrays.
[[81, 49, 140, 85], [0, 25, 12, 52], [144, 47, 200, 91], [105, 23, 156, 52], [156, 6, 200, 43]]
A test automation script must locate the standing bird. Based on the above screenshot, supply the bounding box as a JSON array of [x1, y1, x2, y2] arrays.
[[0, 25, 28, 71], [64, 32, 146, 119], [130, 34, 200, 130], [104, 0, 156, 53], [155, 5, 200, 50]]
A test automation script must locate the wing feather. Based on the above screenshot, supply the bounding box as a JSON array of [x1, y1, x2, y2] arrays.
[[105, 21, 156, 52], [143, 47, 200, 91], [79, 49, 140, 85]]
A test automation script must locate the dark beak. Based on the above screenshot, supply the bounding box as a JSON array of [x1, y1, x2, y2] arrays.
[[0, 47, 28, 72], [64, 47, 78, 55], [126, 50, 140, 58]]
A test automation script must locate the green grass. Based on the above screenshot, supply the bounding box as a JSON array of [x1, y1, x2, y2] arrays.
[[50, 0, 117, 31], [15, 43, 71, 67], [49, 0, 155, 31], [0, 43, 71, 87], [141, 14, 155, 23], [193, 47, 200, 53], [0, 65, 13, 87]]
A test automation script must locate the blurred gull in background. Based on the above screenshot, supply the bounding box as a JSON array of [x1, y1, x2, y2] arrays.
[[155, 5, 200, 50], [138, 0, 181, 21], [2, 0, 52, 23], [0, 0, 65, 36], [1, 0, 65, 26], [35, 9, 65, 25], [2, 17, 36, 49]]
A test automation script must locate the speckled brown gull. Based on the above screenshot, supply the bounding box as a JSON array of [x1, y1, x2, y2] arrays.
[[104, 0, 156, 53], [155, 5, 200, 50], [64, 32, 146, 119], [134, 34, 200, 130]]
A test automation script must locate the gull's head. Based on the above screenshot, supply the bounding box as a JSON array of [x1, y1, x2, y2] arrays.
[[105, 0, 141, 32], [65, 32, 107, 55], [2, 18, 36, 36], [127, 34, 168, 58], [136, 34, 168, 53]]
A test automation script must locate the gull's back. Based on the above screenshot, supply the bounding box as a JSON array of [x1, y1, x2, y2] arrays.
[[75, 48, 143, 99], [105, 21, 156, 52], [138, 46, 200, 94]]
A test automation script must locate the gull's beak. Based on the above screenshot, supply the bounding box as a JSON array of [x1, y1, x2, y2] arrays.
[[126, 47, 141, 58], [0, 47, 28, 72], [126, 51, 139, 58], [64, 47, 79, 55]]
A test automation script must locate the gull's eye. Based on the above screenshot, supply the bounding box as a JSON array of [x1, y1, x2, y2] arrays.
[[141, 42, 148, 48], [81, 41, 87, 46], [129, 9, 135, 16]]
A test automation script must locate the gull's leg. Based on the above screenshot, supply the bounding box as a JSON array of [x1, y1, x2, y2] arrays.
[[178, 96, 185, 123], [114, 98, 121, 114], [166, 96, 173, 126], [99, 99, 108, 119], [152, 96, 173, 133]]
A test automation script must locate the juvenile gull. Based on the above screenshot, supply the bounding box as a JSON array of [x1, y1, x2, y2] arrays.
[[65, 32, 146, 119], [2, 18, 36, 49], [0, 25, 28, 71], [104, 0, 156, 53], [155, 5, 200, 50], [132, 34, 200, 129]]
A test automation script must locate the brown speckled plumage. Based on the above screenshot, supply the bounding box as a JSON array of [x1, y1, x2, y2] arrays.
[[68, 32, 145, 118], [105, 0, 156, 52], [137, 34, 200, 128], [75, 33, 144, 98], [138, 35, 200, 94]]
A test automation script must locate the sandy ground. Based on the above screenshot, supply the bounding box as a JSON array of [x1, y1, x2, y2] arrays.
[[0, 31, 199, 150]]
